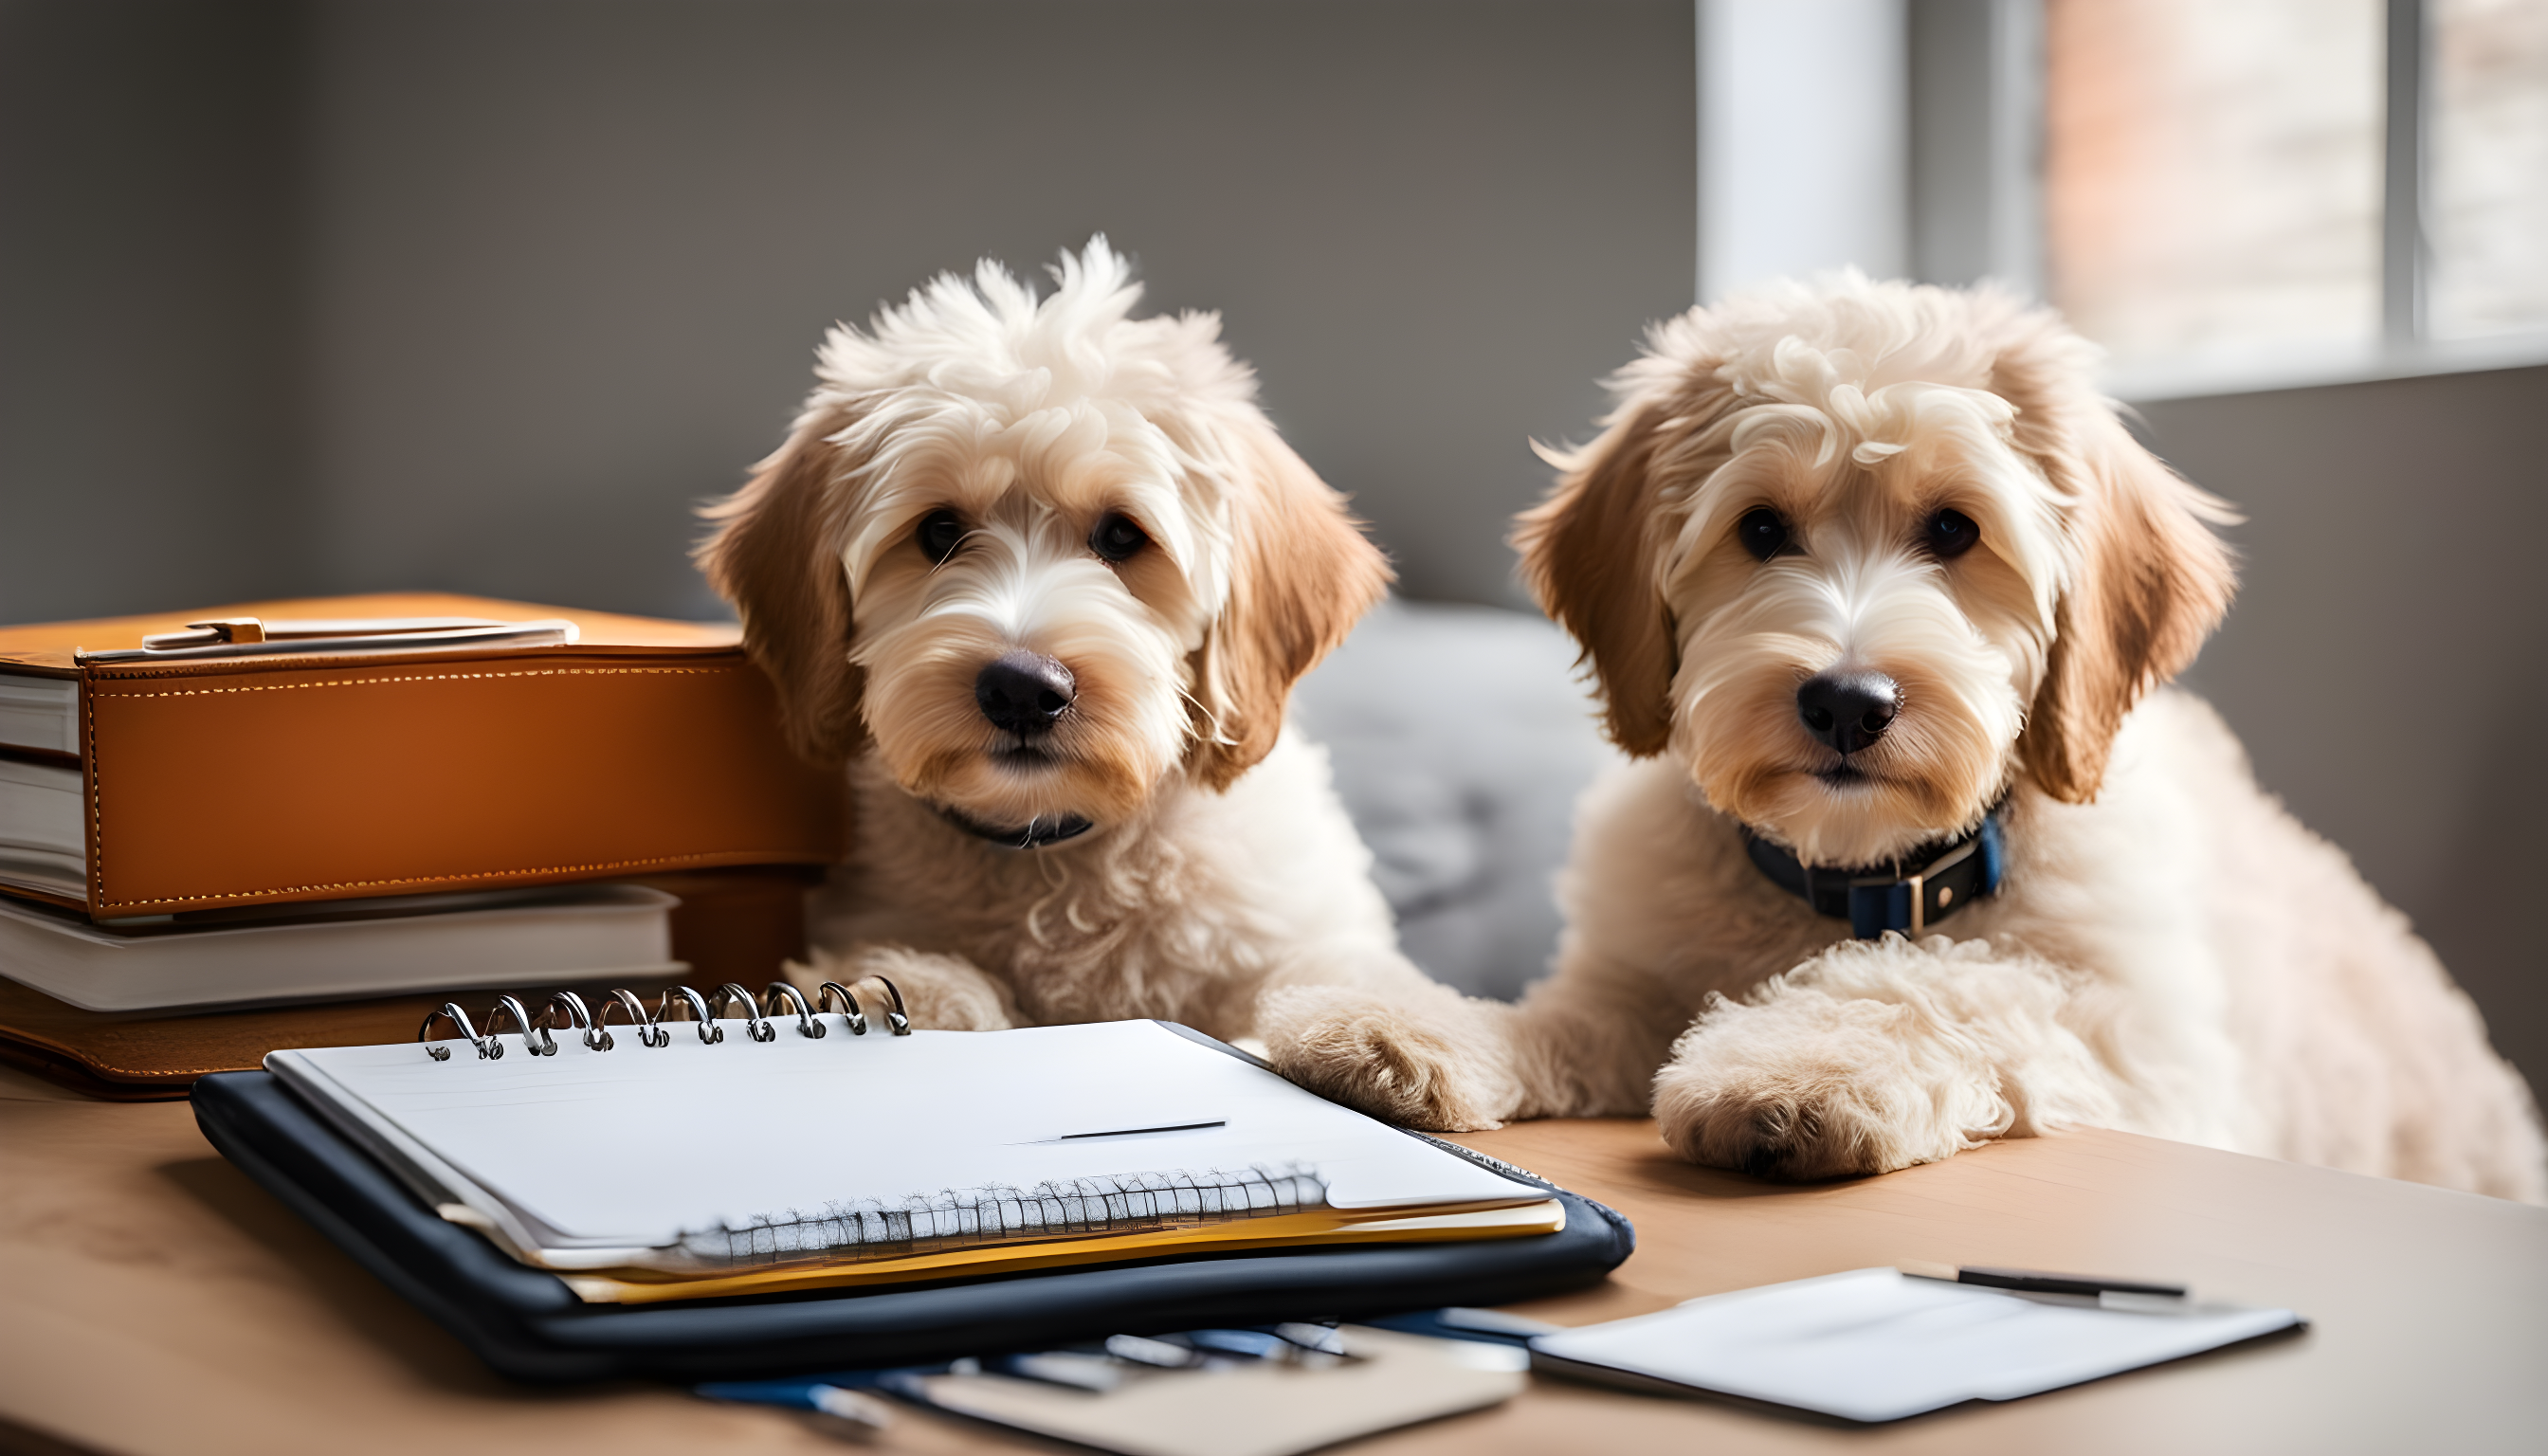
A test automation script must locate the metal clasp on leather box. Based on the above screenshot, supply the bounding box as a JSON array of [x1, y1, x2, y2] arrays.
[[76, 616, 580, 664]]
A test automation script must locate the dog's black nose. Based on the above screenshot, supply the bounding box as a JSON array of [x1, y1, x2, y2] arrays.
[[975, 651, 1076, 736], [1797, 671, 1900, 755]]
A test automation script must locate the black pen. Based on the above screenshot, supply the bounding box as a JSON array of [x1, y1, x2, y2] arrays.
[[1898, 1262, 2188, 1300]]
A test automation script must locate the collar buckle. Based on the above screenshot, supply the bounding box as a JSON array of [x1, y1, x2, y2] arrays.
[[1754, 811, 2007, 939]]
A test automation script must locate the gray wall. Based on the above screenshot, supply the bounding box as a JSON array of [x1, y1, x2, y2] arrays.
[[0, 0, 1698, 623], [0, 0, 314, 621], [2146, 365, 2548, 1099]]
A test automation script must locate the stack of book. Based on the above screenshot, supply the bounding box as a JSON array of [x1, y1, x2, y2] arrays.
[[0, 593, 844, 1098]]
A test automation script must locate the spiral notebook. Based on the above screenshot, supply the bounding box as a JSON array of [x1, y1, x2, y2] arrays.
[[264, 989, 1554, 1305]]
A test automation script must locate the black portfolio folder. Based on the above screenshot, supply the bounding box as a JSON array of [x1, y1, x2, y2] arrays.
[[191, 1067, 1635, 1383]]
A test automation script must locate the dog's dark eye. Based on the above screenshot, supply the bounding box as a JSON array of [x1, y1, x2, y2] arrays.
[[916, 508, 965, 564], [1737, 507, 1793, 561], [1090, 512, 1149, 564], [1925, 507, 1981, 560]]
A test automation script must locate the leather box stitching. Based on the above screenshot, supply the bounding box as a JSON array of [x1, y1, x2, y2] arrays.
[[94, 853, 798, 913], [90, 664, 738, 699]]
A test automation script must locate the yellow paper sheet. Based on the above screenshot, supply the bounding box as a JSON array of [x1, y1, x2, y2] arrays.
[[561, 1198, 1566, 1304]]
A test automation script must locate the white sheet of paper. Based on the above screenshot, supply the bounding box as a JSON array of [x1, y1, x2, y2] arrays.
[[1529, 1267, 2301, 1423], [907, 1326, 1525, 1456], [268, 1020, 1531, 1252]]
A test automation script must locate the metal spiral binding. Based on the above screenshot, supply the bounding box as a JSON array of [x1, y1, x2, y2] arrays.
[[483, 994, 555, 1056], [656, 985, 722, 1045], [599, 989, 667, 1049], [713, 983, 778, 1043], [419, 977, 917, 1060], [866, 975, 912, 1035], [418, 1003, 499, 1061], [536, 991, 606, 1052], [818, 981, 868, 1035], [817, 976, 911, 1036], [765, 981, 823, 1038]]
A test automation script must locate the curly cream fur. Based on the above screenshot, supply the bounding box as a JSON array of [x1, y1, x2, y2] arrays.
[[807, 734, 1453, 1044], [1265, 275, 2547, 1201]]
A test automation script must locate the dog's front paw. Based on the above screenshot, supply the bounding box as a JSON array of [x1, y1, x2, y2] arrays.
[[792, 945, 1018, 1031], [1653, 1064, 1903, 1180], [1257, 989, 1514, 1132], [1652, 1009, 2010, 1180]]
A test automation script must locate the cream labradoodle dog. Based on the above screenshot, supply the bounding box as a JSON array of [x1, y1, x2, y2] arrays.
[[698, 240, 1447, 1042], [1263, 274, 2547, 1202]]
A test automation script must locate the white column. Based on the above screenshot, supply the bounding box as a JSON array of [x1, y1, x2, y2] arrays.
[[1697, 0, 1910, 304]]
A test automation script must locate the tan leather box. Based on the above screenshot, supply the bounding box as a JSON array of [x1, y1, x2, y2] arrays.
[[0, 593, 845, 918]]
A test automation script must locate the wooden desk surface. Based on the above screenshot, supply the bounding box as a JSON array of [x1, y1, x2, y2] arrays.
[[3, 1065, 2541, 1456]]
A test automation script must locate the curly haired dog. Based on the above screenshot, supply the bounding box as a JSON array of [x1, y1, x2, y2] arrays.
[[1263, 274, 2547, 1202], [697, 240, 1447, 1043]]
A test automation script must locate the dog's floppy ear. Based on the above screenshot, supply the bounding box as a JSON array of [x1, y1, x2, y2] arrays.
[[2019, 410, 2238, 801], [695, 409, 867, 768], [1512, 406, 1678, 756], [1186, 424, 1392, 791]]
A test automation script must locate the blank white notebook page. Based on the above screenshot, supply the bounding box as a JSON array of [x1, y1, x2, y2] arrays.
[[267, 1020, 1531, 1254], [1530, 1268, 2301, 1423]]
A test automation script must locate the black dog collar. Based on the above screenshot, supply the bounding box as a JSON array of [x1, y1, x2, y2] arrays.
[[935, 807, 1095, 850], [1742, 811, 2007, 938]]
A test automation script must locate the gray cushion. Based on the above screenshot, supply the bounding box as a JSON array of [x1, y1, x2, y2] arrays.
[[1291, 599, 1624, 1002]]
